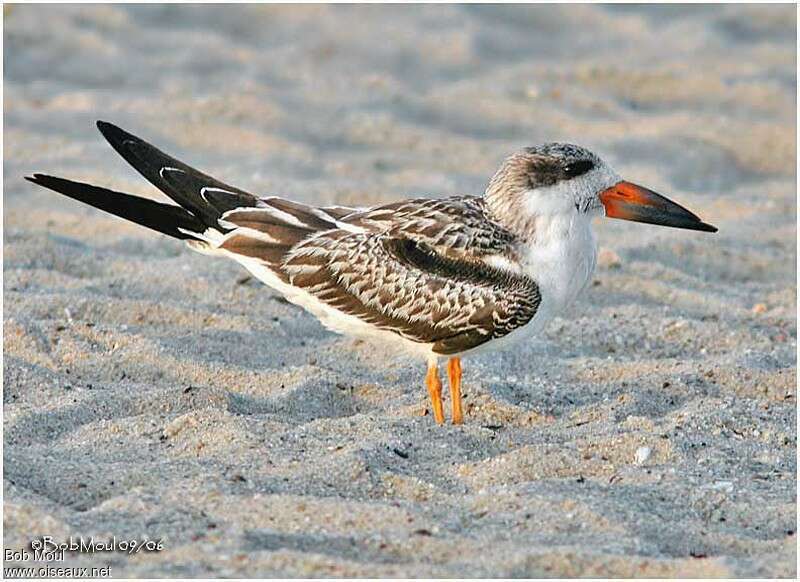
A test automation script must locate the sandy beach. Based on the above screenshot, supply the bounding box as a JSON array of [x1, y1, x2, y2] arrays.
[[3, 4, 796, 577]]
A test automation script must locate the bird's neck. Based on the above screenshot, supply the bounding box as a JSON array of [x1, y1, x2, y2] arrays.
[[491, 199, 598, 318], [484, 187, 581, 246]]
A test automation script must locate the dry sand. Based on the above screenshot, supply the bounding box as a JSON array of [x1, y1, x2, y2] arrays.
[[3, 4, 797, 578]]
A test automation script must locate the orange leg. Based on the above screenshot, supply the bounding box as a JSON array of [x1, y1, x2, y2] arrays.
[[447, 357, 463, 425], [426, 361, 445, 425]]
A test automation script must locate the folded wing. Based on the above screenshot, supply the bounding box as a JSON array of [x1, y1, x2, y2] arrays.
[[28, 121, 541, 354], [221, 196, 541, 354]]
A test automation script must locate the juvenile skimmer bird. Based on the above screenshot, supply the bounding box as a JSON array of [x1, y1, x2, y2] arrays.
[[27, 122, 717, 424]]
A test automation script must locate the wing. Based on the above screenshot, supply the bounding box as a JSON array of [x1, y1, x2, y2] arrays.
[[95, 121, 261, 227], [279, 198, 541, 355], [341, 196, 517, 257], [29, 121, 539, 354], [214, 195, 540, 354]]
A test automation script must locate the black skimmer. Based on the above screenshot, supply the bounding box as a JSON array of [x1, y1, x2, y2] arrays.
[[26, 122, 717, 425]]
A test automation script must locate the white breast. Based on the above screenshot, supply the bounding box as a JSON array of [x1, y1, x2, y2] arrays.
[[523, 213, 598, 315], [466, 212, 598, 357]]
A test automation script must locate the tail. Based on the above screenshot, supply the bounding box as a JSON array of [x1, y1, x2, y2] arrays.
[[25, 121, 261, 241], [26, 121, 364, 283]]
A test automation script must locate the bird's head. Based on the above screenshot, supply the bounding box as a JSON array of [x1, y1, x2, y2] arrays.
[[485, 143, 717, 233]]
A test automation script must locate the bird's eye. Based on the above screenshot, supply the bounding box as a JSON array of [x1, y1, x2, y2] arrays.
[[563, 160, 594, 178]]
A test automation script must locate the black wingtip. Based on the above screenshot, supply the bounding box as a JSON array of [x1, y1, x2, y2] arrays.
[[24, 173, 79, 192], [25, 173, 50, 185], [96, 120, 127, 143], [24, 171, 207, 240]]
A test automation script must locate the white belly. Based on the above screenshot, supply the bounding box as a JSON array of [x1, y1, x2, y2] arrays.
[[195, 212, 598, 361]]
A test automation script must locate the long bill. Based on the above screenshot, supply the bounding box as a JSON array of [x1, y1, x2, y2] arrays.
[[600, 181, 717, 232]]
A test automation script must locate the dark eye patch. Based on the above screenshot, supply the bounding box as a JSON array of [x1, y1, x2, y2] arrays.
[[563, 160, 594, 179]]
